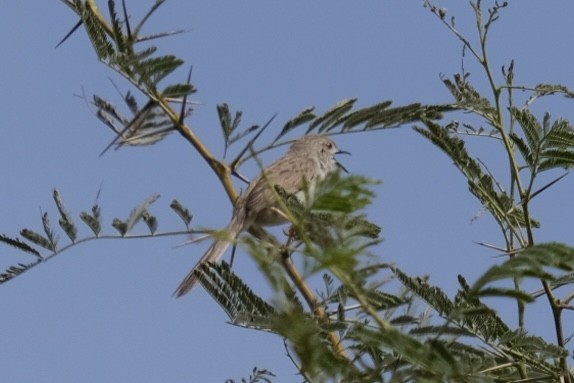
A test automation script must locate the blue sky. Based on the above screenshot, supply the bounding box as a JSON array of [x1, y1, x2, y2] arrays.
[[2, 1, 574, 382]]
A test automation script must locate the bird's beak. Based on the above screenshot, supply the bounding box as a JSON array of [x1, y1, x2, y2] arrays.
[[335, 149, 351, 173]]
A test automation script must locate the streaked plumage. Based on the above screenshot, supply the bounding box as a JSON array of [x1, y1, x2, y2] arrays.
[[174, 135, 347, 297]]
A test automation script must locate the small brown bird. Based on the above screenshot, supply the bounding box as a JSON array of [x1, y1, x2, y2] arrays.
[[174, 134, 348, 297]]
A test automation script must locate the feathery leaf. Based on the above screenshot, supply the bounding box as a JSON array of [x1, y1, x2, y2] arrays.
[[108, 0, 127, 54], [162, 83, 195, 98], [41, 212, 58, 251], [125, 194, 160, 234], [170, 199, 192, 228], [80, 201, 102, 236], [0, 260, 42, 284], [472, 243, 574, 294], [20, 229, 54, 251], [308, 98, 357, 133], [97, 97, 174, 155], [53, 190, 77, 242], [142, 212, 158, 235], [80, 1, 115, 60], [277, 107, 316, 140], [196, 261, 276, 328], [0, 234, 41, 258]]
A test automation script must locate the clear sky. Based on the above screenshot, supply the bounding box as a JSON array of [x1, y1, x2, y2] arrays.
[[1, 1, 574, 382]]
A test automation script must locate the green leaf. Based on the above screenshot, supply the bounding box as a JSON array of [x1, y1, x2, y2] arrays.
[[454, 275, 510, 342], [80, 201, 102, 236], [97, 98, 174, 155], [80, 1, 115, 60], [170, 199, 192, 228], [350, 324, 464, 379], [162, 83, 195, 98], [108, 0, 127, 54], [510, 107, 542, 155], [509, 133, 534, 169], [124, 194, 160, 234], [274, 174, 381, 252], [533, 83, 574, 98], [545, 119, 574, 148], [342, 100, 392, 131], [550, 271, 574, 287], [311, 172, 379, 214], [0, 260, 42, 284], [539, 148, 574, 171], [410, 325, 473, 337], [510, 108, 574, 173], [442, 74, 496, 119], [415, 120, 537, 229], [343, 215, 381, 239], [217, 103, 242, 143], [277, 106, 316, 140], [112, 218, 128, 236], [365, 102, 426, 128], [137, 54, 183, 86], [276, 100, 455, 143], [395, 269, 454, 317], [196, 261, 276, 327], [348, 288, 406, 310], [227, 367, 276, 383], [53, 189, 77, 243], [228, 125, 259, 146], [414, 120, 482, 179], [475, 287, 534, 303], [472, 243, 574, 294], [132, 0, 167, 39], [20, 229, 54, 251], [272, 308, 357, 380], [41, 212, 58, 251], [499, 328, 568, 358], [0, 234, 41, 258], [308, 98, 357, 133], [128, 46, 158, 64], [142, 212, 158, 235], [390, 315, 419, 326]]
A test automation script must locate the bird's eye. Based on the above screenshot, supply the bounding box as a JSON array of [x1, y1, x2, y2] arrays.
[[327, 142, 333, 149]]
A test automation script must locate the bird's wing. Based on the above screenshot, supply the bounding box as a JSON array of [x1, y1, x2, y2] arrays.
[[245, 156, 316, 215]]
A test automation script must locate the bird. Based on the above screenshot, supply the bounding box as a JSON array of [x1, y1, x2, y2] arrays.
[[174, 134, 349, 297]]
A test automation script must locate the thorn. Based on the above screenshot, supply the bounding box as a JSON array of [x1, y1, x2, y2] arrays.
[[122, 0, 132, 40], [527, 171, 569, 202], [229, 243, 237, 267], [179, 66, 193, 125], [173, 233, 211, 249], [229, 113, 277, 170], [56, 19, 83, 48]]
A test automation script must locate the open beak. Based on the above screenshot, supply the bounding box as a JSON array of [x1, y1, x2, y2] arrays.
[[335, 149, 351, 174]]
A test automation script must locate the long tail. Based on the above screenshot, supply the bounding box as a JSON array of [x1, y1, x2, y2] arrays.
[[174, 216, 243, 297]]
